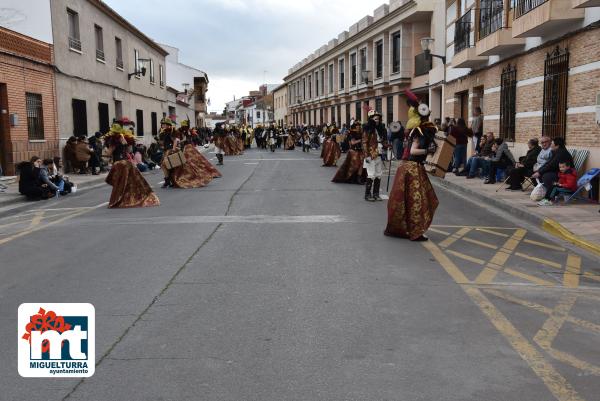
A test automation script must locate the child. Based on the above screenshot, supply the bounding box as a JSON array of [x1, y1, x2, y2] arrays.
[[537, 161, 577, 206]]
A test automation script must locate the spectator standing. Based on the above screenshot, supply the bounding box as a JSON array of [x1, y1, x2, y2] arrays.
[[448, 118, 469, 173], [470, 107, 483, 154], [63, 136, 78, 173]]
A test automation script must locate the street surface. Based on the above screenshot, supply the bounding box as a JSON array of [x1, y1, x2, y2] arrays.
[[1, 148, 600, 401]]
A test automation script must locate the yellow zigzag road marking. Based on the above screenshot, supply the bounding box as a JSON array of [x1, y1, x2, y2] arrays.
[[424, 240, 585, 401]]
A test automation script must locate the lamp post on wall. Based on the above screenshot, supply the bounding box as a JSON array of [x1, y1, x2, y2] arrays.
[[420, 37, 446, 65], [128, 58, 151, 80]]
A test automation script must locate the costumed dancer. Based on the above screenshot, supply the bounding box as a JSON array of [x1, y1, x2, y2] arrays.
[[384, 103, 439, 241], [212, 123, 226, 165], [332, 121, 366, 184], [179, 119, 221, 180], [161, 123, 211, 189], [321, 123, 341, 167], [363, 110, 389, 201], [285, 127, 296, 150], [103, 124, 160, 208], [266, 122, 278, 152]]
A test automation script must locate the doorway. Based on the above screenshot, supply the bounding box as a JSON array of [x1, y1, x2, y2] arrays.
[[98, 102, 109, 134], [458, 91, 469, 121], [72, 99, 88, 137]]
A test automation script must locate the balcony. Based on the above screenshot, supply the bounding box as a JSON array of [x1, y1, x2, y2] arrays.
[[572, 0, 600, 7], [476, 1, 525, 56], [452, 11, 488, 68], [512, 0, 584, 38]]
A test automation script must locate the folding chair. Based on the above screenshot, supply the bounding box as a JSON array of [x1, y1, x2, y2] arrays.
[[564, 168, 600, 204], [573, 149, 590, 174]]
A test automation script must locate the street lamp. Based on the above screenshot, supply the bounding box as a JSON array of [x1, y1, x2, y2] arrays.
[[420, 37, 446, 65], [128, 58, 151, 80]]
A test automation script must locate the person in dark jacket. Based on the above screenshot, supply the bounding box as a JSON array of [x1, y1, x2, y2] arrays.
[[18, 157, 53, 200], [531, 137, 573, 192], [506, 138, 541, 190], [448, 118, 469, 173]]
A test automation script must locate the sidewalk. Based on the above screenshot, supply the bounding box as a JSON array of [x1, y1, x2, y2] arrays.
[[0, 144, 215, 213], [437, 173, 600, 256]]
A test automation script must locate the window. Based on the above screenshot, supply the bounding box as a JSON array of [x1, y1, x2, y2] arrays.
[[360, 48, 367, 83], [149, 59, 155, 83], [114, 100, 122, 119], [392, 32, 401, 74], [339, 59, 345, 90], [72, 99, 87, 137], [159, 64, 164, 86], [134, 49, 140, 77], [355, 102, 361, 121], [499, 64, 516, 141], [328, 64, 334, 93], [345, 103, 350, 125], [95, 25, 104, 62], [98, 102, 109, 134], [542, 47, 569, 139], [454, 10, 471, 53], [315, 72, 319, 97], [375, 40, 383, 79], [67, 9, 81, 51], [351, 53, 357, 86], [257, 110, 261, 119], [26, 93, 44, 140], [303, 77, 306, 99], [115, 37, 123, 69], [151, 112, 158, 136], [320, 68, 325, 95], [308, 75, 312, 98], [375, 98, 382, 115], [136, 109, 144, 136], [387, 96, 394, 124]]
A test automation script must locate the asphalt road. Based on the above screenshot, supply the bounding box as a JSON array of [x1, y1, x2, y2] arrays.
[[1, 148, 599, 401]]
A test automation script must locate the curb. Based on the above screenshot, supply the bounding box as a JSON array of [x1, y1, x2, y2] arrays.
[[542, 218, 600, 257], [431, 176, 600, 256]]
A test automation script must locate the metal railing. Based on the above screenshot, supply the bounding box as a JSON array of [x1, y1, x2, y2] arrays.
[[542, 46, 569, 139], [514, 0, 548, 19], [96, 49, 105, 62], [479, 0, 504, 39], [68, 37, 81, 52], [116, 58, 124, 69], [454, 11, 472, 54], [499, 64, 517, 141]]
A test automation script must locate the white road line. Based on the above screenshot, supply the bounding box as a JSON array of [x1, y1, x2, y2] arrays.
[[78, 215, 350, 225]]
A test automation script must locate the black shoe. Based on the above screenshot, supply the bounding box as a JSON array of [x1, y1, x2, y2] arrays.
[[484, 179, 496, 184], [373, 178, 382, 201], [162, 178, 171, 188]]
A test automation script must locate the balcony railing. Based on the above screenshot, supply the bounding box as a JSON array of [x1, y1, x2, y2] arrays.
[[96, 49, 105, 62], [68, 37, 81, 52], [454, 11, 472, 54], [116, 58, 124, 69], [514, 0, 548, 18], [479, 0, 504, 39], [414, 53, 432, 76]]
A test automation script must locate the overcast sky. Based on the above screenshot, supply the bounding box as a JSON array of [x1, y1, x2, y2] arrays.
[[103, 0, 384, 112]]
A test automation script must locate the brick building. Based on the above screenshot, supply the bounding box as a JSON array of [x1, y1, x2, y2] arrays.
[[0, 27, 58, 175], [444, 0, 600, 169]]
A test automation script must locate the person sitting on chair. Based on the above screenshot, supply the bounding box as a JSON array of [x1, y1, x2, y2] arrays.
[[485, 138, 515, 184], [506, 138, 541, 190]]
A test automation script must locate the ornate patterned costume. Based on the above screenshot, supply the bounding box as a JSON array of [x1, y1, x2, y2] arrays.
[[362, 112, 388, 201], [332, 124, 366, 184], [321, 126, 341, 166], [385, 117, 439, 241], [106, 160, 160, 208]]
